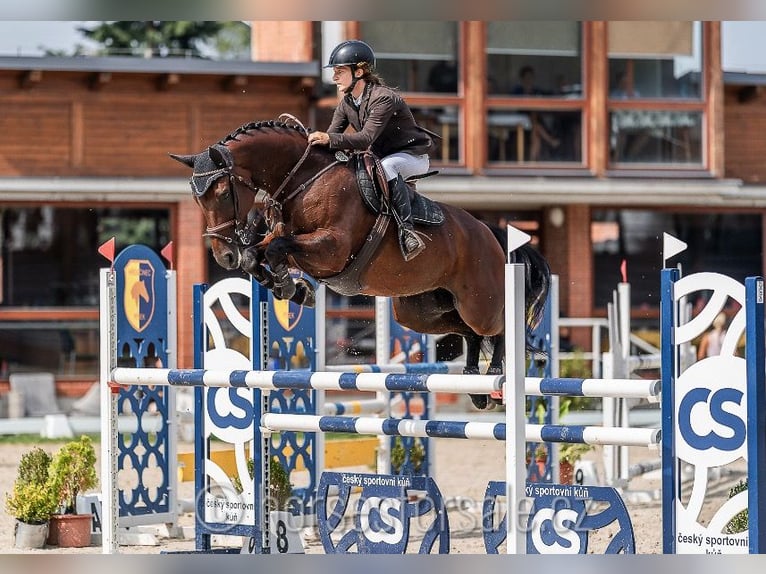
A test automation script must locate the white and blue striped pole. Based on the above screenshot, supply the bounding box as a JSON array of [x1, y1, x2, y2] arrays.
[[259, 413, 660, 447], [110, 368, 505, 395]]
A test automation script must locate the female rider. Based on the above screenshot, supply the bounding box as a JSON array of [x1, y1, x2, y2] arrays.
[[308, 40, 434, 261]]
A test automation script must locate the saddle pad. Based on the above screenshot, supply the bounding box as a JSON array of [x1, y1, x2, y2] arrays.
[[353, 154, 444, 226]]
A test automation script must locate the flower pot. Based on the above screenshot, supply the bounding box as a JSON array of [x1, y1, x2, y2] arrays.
[[559, 461, 574, 485], [47, 513, 93, 548], [14, 520, 49, 549]]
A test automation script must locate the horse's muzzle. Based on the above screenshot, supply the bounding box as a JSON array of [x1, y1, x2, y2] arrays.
[[212, 242, 241, 270]]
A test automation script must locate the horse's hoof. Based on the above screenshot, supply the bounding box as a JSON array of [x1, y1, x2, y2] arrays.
[[294, 278, 316, 308], [469, 394, 489, 410], [274, 282, 297, 301], [486, 366, 503, 376], [464, 368, 490, 409]]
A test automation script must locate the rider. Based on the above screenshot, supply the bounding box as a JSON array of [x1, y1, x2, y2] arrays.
[[308, 39, 433, 261]]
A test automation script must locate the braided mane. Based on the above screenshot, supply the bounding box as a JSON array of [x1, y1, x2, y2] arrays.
[[218, 119, 310, 145]]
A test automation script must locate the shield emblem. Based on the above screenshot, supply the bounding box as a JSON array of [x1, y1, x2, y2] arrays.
[[122, 259, 156, 333], [272, 295, 303, 332]]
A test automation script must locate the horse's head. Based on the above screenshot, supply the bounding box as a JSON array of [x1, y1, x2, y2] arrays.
[[170, 143, 266, 271], [170, 119, 318, 273]]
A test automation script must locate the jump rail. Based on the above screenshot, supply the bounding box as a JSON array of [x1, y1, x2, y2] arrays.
[[260, 413, 661, 447], [110, 368, 504, 394], [111, 368, 659, 402]]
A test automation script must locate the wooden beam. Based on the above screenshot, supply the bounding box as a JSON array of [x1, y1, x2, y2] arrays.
[[88, 72, 111, 91], [223, 74, 248, 92], [19, 69, 42, 89], [157, 73, 180, 91]]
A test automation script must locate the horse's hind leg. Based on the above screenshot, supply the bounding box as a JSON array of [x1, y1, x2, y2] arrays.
[[464, 333, 490, 410], [487, 334, 504, 406]]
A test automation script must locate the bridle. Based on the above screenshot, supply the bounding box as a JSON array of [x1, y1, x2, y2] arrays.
[[195, 140, 344, 248], [196, 168, 274, 246]]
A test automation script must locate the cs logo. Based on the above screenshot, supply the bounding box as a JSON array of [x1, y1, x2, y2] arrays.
[[675, 355, 747, 467]]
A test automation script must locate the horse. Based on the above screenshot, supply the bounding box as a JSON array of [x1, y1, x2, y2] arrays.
[[170, 118, 551, 409]]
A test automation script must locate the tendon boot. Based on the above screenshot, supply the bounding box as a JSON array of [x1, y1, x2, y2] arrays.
[[389, 174, 425, 261]]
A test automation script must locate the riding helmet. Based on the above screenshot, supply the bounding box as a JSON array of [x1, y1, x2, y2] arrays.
[[325, 40, 376, 69]]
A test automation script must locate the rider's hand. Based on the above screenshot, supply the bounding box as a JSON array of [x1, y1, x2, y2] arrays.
[[308, 131, 330, 146]]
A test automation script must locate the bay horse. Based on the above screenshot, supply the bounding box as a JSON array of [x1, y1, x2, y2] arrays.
[[170, 118, 551, 409]]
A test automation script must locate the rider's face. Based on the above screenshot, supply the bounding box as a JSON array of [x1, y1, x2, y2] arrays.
[[332, 66, 356, 92]]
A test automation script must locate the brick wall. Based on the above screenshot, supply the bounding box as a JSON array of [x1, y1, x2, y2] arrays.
[[724, 86, 766, 183]]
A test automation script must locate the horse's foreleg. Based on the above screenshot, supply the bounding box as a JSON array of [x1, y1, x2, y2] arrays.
[[241, 247, 275, 288], [463, 333, 491, 410], [241, 245, 315, 308], [255, 235, 295, 302]]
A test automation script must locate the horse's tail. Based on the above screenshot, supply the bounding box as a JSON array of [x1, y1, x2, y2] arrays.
[[486, 223, 552, 346]]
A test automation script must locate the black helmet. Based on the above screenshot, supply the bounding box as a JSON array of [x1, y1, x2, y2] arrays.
[[325, 40, 375, 70]]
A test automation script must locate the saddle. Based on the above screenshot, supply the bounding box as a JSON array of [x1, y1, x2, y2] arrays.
[[351, 152, 445, 226]]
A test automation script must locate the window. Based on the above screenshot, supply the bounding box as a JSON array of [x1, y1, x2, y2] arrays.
[[592, 210, 762, 314], [607, 22, 705, 167], [0, 207, 169, 377], [486, 22, 584, 165], [358, 22, 459, 94], [487, 22, 582, 97]]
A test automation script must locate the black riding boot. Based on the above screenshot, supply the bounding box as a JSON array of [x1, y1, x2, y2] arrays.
[[389, 175, 425, 261]]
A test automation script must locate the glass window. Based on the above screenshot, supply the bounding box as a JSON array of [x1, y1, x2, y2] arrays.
[[0, 324, 98, 377], [0, 207, 169, 306], [592, 210, 762, 313], [486, 22, 583, 166], [411, 106, 460, 163], [487, 22, 582, 97], [488, 108, 582, 163], [608, 22, 702, 99], [609, 109, 703, 163], [0, 206, 169, 378], [359, 22, 459, 93]]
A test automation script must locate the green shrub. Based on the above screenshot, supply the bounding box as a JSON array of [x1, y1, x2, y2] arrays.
[[5, 481, 59, 524], [5, 447, 57, 524], [231, 456, 294, 511], [558, 442, 593, 464], [390, 437, 425, 474], [47, 435, 98, 514], [725, 479, 749, 534], [16, 447, 53, 487]]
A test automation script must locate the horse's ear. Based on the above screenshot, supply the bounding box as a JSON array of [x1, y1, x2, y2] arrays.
[[208, 145, 228, 169], [168, 153, 196, 168]]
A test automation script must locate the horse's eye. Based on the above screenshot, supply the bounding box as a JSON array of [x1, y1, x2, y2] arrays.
[[219, 190, 231, 201]]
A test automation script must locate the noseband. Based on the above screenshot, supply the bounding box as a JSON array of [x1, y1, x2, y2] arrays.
[[196, 168, 274, 247]]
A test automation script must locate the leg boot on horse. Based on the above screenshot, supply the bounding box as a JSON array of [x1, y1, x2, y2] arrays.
[[389, 174, 425, 262]]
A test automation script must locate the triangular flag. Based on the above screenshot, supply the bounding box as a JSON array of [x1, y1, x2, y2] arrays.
[[98, 237, 115, 265], [506, 224, 531, 256], [620, 259, 627, 284], [663, 233, 687, 266], [161, 241, 174, 270]]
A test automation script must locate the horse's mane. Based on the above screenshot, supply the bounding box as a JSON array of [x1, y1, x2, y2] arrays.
[[218, 118, 310, 146]]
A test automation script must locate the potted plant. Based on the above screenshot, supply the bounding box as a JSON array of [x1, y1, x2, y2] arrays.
[[558, 442, 593, 485], [46, 435, 98, 547], [5, 446, 59, 549], [232, 455, 301, 553], [390, 437, 425, 475]]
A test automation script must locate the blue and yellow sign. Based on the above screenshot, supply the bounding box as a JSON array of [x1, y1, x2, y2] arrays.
[[114, 244, 168, 343]]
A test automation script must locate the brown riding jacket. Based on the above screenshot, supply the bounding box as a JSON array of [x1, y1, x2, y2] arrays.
[[326, 82, 433, 158]]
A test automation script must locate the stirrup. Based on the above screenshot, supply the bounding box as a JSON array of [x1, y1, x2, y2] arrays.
[[401, 229, 425, 261]]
